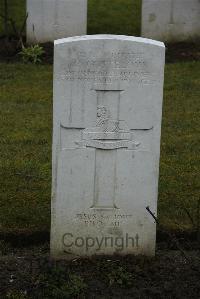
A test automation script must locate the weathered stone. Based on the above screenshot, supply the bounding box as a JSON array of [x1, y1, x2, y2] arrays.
[[26, 0, 87, 44], [51, 35, 165, 259], [142, 0, 200, 42]]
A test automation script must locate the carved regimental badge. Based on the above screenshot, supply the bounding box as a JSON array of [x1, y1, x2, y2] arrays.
[[76, 106, 140, 150]]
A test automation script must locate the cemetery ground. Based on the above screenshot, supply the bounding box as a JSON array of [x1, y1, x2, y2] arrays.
[[0, 61, 199, 235], [0, 57, 200, 299], [0, 1, 200, 298]]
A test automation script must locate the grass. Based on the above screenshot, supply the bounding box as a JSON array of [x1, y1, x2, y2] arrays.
[[0, 0, 199, 233], [159, 62, 200, 230], [0, 0, 141, 37], [0, 63, 52, 231], [0, 61, 199, 233], [88, 0, 141, 36]]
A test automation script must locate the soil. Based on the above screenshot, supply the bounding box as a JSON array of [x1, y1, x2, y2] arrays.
[[0, 36, 200, 64], [0, 230, 200, 299], [0, 246, 200, 298], [165, 41, 200, 63]]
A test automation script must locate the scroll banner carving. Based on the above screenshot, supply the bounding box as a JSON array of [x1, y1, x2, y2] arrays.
[[74, 105, 140, 150], [75, 140, 140, 150]]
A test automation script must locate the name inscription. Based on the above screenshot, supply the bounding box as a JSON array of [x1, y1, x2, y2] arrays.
[[58, 51, 160, 85]]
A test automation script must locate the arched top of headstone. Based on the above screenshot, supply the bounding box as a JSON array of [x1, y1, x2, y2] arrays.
[[53, 34, 165, 130], [54, 34, 165, 48]]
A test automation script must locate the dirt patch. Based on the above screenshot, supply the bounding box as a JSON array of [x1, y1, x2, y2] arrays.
[[0, 246, 200, 298], [0, 36, 21, 62], [165, 41, 200, 63], [1, 230, 199, 298], [0, 37, 200, 64], [0, 230, 50, 247]]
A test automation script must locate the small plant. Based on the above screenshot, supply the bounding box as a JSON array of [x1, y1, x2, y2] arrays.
[[19, 45, 45, 64], [107, 266, 133, 287], [37, 265, 87, 298], [6, 290, 28, 299], [51, 274, 87, 298], [0, 240, 10, 255]]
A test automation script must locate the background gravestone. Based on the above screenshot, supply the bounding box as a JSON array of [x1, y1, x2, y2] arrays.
[[142, 0, 200, 42], [26, 0, 87, 44], [51, 35, 165, 259]]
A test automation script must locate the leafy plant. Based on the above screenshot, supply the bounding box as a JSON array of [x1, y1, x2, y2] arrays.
[[107, 266, 133, 287], [36, 265, 87, 298], [6, 290, 28, 299], [0, 240, 10, 255], [19, 45, 45, 64], [51, 274, 87, 298]]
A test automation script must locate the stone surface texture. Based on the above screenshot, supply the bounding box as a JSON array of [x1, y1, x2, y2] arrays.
[[26, 0, 87, 44], [142, 0, 200, 42], [51, 35, 165, 259]]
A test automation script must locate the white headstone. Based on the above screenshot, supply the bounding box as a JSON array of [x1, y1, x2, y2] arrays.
[[51, 35, 165, 259], [142, 0, 200, 42], [26, 0, 87, 44]]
